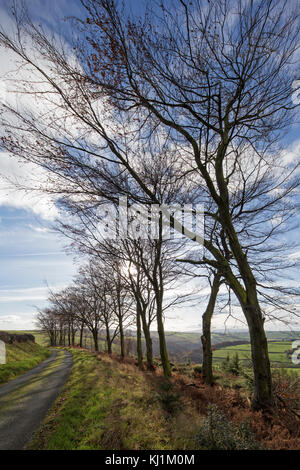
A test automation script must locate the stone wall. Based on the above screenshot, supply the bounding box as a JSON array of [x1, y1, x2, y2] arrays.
[[0, 332, 35, 344]]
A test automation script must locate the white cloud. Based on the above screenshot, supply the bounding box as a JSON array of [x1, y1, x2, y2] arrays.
[[0, 286, 48, 302], [0, 152, 58, 220], [289, 250, 300, 260], [0, 313, 36, 330], [292, 80, 300, 105], [0, 11, 80, 221], [0, 314, 22, 323], [1, 251, 64, 258], [0, 284, 67, 303], [282, 138, 300, 167], [27, 225, 52, 233]]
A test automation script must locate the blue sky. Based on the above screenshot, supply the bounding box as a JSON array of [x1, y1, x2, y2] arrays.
[[0, 0, 83, 330], [0, 205, 76, 329], [0, 0, 299, 332]]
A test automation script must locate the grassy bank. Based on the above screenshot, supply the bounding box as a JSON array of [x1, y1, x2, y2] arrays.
[[27, 348, 300, 450], [0, 341, 50, 384], [28, 349, 203, 450]]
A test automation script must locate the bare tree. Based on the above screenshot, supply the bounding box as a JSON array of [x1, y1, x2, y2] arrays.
[[127, 255, 156, 370], [36, 307, 60, 347], [57, 203, 199, 376]]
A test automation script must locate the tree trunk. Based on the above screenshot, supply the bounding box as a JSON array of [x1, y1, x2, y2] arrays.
[[93, 329, 99, 352], [211, 137, 274, 409], [201, 273, 221, 385], [224, 255, 273, 409], [79, 323, 84, 348], [50, 332, 56, 346], [154, 220, 171, 378], [105, 323, 112, 354], [233, 266, 273, 409], [136, 304, 143, 368], [59, 329, 63, 346], [119, 319, 125, 358], [140, 313, 154, 370], [216, 205, 274, 409], [241, 296, 273, 409], [156, 293, 171, 377], [68, 325, 71, 347], [132, 281, 154, 370], [71, 327, 76, 346]]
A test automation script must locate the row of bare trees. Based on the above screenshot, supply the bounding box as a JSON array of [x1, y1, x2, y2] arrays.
[[37, 232, 196, 372], [37, 259, 133, 354], [1, 0, 300, 409]]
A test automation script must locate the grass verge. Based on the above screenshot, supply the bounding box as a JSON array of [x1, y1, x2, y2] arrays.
[[28, 349, 203, 450], [28, 349, 299, 450], [0, 341, 50, 384]]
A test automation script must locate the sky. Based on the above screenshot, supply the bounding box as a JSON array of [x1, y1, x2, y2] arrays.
[[0, 0, 299, 332], [0, 0, 85, 330]]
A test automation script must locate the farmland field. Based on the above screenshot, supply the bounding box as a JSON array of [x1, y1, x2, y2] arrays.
[[213, 341, 300, 370]]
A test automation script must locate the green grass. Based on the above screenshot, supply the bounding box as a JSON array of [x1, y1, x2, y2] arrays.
[[28, 349, 203, 450], [0, 341, 50, 384], [213, 341, 299, 369], [276, 367, 300, 376], [164, 332, 201, 343]]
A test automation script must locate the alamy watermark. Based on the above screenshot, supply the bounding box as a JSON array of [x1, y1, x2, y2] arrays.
[[291, 340, 300, 365], [292, 80, 300, 105], [0, 81, 6, 105], [96, 196, 204, 243], [0, 340, 6, 365]]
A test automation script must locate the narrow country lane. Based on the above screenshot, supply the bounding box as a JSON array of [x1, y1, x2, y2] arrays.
[[0, 349, 73, 450]]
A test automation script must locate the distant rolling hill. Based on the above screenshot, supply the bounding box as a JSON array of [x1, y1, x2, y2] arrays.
[[9, 329, 300, 365], [148, 330, 250, 363], [157, 330, 300, 364]]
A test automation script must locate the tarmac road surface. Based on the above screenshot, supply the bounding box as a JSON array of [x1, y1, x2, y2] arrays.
[[0, 349, 73, 450]]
